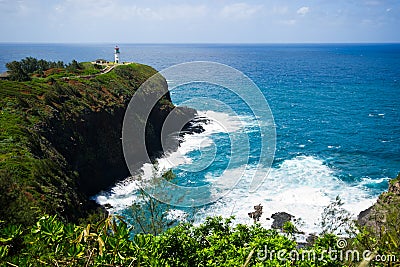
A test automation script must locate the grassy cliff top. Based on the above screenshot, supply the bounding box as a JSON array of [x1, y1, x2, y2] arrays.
[[0, 60, 171, 225]]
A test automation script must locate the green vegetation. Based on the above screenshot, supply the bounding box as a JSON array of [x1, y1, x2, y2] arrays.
[[320, 196, 355, 236], [0, 58, 171, 226], [0, 214, 347, 267], [128, 169, 183, 236], [4, 57, 105, 82], [1, 57, 399, 266], [6, 57, 65, 81], [351, 174, 400, 266], [1, 195, 398, 267], [2, 173, 397, 266]]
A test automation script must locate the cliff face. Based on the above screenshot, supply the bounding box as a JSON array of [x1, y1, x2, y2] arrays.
[[0, 63, 198, 225], [39, 106, 129, 196], [358, 174, 400, 229]]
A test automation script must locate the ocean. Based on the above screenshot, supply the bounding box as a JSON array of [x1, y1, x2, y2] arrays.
[[1, 43, 399, 233]]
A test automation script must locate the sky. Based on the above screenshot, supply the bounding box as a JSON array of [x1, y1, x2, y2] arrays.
[[0, 0, 399, 43]]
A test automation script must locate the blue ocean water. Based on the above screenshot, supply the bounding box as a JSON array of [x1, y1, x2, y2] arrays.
[[1, 44, 399, 231]]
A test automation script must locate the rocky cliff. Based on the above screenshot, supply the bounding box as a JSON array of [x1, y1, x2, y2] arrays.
[[358, 174, 400, 230], [0, 63, 198, 225]]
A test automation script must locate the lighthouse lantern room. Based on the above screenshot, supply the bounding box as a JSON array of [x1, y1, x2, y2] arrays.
[[114, 46, 120, 64]]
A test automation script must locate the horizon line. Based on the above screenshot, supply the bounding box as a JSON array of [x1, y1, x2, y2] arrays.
[[0, 41, 400, 45]]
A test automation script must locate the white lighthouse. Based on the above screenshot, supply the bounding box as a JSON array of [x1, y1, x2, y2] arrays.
[[114, 46, 120, 64]]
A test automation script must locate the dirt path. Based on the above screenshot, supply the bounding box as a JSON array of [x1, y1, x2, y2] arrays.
[[62, 64, 117, 80]]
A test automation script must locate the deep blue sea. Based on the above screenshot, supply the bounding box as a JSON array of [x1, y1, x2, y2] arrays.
[[1, 43, 399, 232]]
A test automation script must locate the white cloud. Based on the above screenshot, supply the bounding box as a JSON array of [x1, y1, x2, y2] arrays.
[[220, 3, 262, 19], [0, 0, 40, 16], [117, 4, 207, 21], [156, 5, 207, 20], [1, 0, 399, 42], [272, 5, 288, 15], [280, 19, 297, 25], [296, 6, 310, 16], [365, 0, 381, 6], [361, 19, 373, 25], [52, 1, 207, 21], [54, 0, 117, 18]]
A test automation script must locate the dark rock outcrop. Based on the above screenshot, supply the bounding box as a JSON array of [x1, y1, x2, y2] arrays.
[[248, 204, 263, 222], [271, 212, 294, 229]]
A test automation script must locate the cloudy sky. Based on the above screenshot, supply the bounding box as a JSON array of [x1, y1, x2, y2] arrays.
[[0, 0, 399, 43]]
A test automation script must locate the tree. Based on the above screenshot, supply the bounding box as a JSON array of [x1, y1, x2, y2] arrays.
[[5, 61, 30, 81], [20, 57, 38, 74], [66, 60, 82, 72], [128, 168, 183, 235], [319, 196, 356, 236], [5, 57, 66, 81]]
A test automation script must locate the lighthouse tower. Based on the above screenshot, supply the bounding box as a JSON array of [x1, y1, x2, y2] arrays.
[[114, 46, 120, 64]]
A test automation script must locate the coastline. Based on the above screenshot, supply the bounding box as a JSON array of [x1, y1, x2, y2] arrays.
[[0, 61, 201, 225]]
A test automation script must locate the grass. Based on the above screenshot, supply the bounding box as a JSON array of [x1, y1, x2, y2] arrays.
[[0, 62, 163, 226]]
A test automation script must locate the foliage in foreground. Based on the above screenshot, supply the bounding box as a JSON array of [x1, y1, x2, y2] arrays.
[[0, 189, 399, 266], [1, 192, 399, 267], [1, 215, 346, 267]]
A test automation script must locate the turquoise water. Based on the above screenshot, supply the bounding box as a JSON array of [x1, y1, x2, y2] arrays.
[[2, 44, 399, 231]]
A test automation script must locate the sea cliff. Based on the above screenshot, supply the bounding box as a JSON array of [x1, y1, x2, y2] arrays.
[[358, 173, 400, 229], [0, 62, 198, 225]]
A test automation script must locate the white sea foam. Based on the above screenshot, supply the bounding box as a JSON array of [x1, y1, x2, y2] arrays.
[[192, 155, 377, 234], [95, 110, 249, 212], [358, 176, 390, 188], [166, 209, 188, 221], [95, 110, 380, 236], [157, 110, 247, 172], [369, 113, 385, 118], [94, 180, 141, 212]]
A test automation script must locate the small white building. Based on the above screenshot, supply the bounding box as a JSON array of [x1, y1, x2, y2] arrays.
[[114, 46, 120, 64]]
